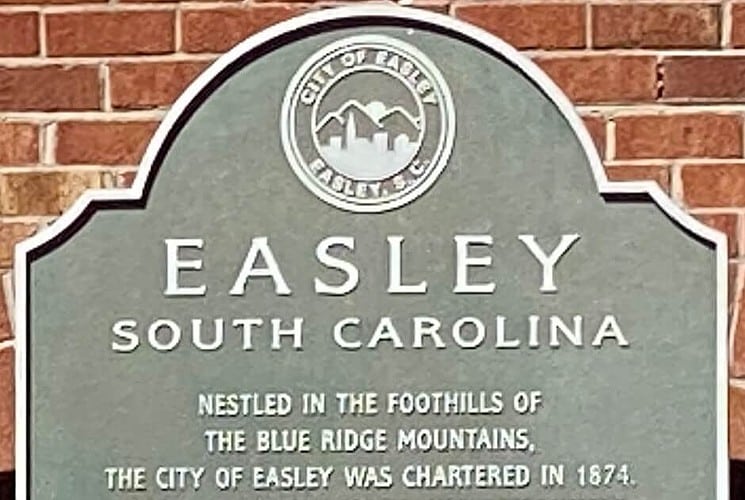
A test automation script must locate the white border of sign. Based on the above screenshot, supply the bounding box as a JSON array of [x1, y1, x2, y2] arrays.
[[13, 6, 729, 499]]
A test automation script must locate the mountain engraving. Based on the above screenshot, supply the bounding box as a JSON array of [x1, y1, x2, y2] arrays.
[[314, 100, 423, 181]]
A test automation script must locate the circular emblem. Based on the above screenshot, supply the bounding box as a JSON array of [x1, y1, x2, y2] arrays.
[[281, 35, 455, 213]]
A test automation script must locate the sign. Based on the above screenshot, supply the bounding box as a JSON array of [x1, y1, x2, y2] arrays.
[[14, 7, 728, 500]]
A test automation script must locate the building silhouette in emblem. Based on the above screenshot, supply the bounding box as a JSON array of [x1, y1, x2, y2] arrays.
[[316, 100, 422, 180]]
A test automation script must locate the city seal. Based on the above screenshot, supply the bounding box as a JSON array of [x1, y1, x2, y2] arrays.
[[280, 34, 455, 212]]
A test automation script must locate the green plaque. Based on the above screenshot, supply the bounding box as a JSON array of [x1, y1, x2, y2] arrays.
[[14, 7, 728, 500]]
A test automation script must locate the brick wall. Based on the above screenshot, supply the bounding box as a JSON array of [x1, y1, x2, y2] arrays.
[[0, 0, 744, 473]]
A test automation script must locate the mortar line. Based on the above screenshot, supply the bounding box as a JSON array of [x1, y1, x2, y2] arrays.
[[101, 63, 112, 112], [0, 165, 134, 173], [669, 162, 684, 205], [605, 159, 673, 166], [42, 122, 57, 165], [0, 215, 55, 223], [0, 53, 219, 65], [0, 111, 167, 121], [689, 208, 745, 215], [730, 265, 745, 369], [723, 0, 733, 48], [584, 2, 592, 49], [577, 104, 745, 115], [1, 272, 12, 339], [604, 118, 615, 161], [174, 6, 183, 53], [38, 11, 46, 57]]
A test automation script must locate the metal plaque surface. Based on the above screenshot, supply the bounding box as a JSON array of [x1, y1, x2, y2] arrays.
[[14, 7, 727, 500]]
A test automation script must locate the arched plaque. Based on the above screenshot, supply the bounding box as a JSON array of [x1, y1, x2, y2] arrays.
[[15, 7, 727, 500]]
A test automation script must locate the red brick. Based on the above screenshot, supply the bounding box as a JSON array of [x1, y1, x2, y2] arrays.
[[0, 66, 99, 111], [694, 213, 738, 257], [582, 115, 605, 158], [0, 347, 12, 471], [454, 3, 584, 49], [732, 384, 745, 459], [117, 170, 137, 188], [593, 4, 719, 49], [56, 121, 157, 166], [110, 61, 210, 109], [0, 12, 39, 56], [536, 56, 657, 103], [47, 11, 174, 56], [663, 57, 745, 99], [615, 115, 743, 159], [0, 223, 35, 268], [0, 122, 38, 165], [605, 164, 670, 192], [182, 6, 306, 53], [0, 282, 10, 343], [730, 3, 745, 47], [0, 171, 102, 215], [681, 164, 745, 207]]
